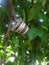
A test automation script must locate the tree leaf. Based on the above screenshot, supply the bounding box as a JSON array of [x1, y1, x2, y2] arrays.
[[6, 61, 13, 65], [37, 30, 48, 43], [41, 0, 47, 6], [28, 28, 39, 41], [13, 37, 19, 47], [20, 62, 25, 65], [28, 27, 48, 43], [21, 42, 26, 57], [41, 33, 48, 43], [28, 3, 42, 21]]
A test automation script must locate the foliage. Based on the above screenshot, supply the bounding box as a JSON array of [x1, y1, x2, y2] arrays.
[[0, 0, 49, 65]]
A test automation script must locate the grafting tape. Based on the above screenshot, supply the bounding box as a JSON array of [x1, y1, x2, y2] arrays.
[[11, 17, 29, 35]]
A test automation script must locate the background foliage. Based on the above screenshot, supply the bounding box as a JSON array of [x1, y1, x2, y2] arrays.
[[0, 0, 49, 65]]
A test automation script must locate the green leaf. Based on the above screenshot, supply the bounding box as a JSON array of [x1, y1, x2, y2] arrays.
[[25, 40, 33, 51], [38, 12, 48, 22], [47, 3, 49, 11], [41, 33, 48, 43], [33, 0, 38, 3], [37, 30, 48, 43], [21, 42, 26, 57], [28, 3, 42, 21], [20, 62, 25, 65], [41, 0, 47, 6], [13, 37, 19, 47], [6, 61, 13, 65], [0, 50, 4, 57], [28, 27, 48, 43], [28, 28, 39, 41]]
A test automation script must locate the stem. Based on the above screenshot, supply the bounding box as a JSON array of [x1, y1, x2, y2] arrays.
[[2, 37, 9, 65], [2, 0, 16, 65], [8, 0, 16, 18]]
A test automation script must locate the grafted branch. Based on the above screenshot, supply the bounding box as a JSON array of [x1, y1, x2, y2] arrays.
[[2, 0, 16, 65], [8, 0, 16, 19]]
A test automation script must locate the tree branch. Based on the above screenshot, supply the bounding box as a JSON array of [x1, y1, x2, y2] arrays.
[[2, 0, 15, 64]]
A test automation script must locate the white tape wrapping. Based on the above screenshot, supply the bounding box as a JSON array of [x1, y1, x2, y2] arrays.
[[11, 18, 29, 35]]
